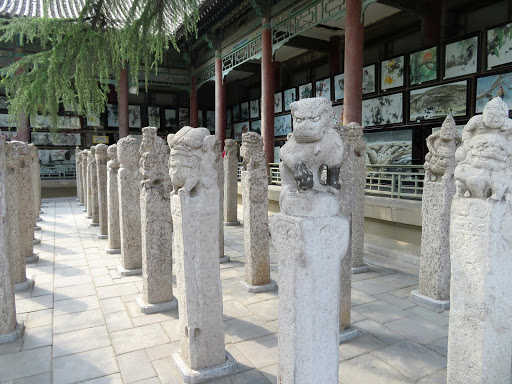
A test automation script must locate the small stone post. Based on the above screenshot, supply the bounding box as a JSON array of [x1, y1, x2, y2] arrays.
[[137, 127, 177, 314], [117, 136, 142, 276], [224, 139, 240, 226], [412, 116, 459, 311], [106, 145, 121, 254], [29, 145, 42, 232], [76, 147, 82, 203], [32, 145, 43, 218], [95, 144, 109, 239], [169, 127, 236, 382], [89, 146, 100, 227], [239, 132, 275, 293], [86, 149, 93, 219], [82, 149, 89, 213], [271, 98, 349, 384], [447, 97, 512, 384], [217, 141, 229, 263], [0, 136, 24, 345]]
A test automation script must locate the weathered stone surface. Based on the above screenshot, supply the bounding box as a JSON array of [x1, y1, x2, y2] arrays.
[[240, 132, 272, 290], [86, 149, 93, 218], [89, 146, 100, 225], [95, 144, 108, 237], [82, 149, 89, 212], [29, 144, 41, 221], [138, 127, 175, 312], [106, 145, 121, 252], [223, 139, 239, 225], [117, 136, 142, 274], [216, 140, 228, 263], [76, 147, 82, 203], [447, 97, 512, 384], [414, 116, 459, 308], [271, 98, 349, 384], [169, 127, 234, 380]]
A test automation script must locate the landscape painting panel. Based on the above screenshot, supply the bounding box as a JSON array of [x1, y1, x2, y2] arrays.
[[362, 93, 403, 127], [315, 78, 331, 99], [284, 88, 296, 111], [251, 120, 261, 135], [487, 22, 512, 69], [226, 107, 232, 125], [128, 105, 141, 128], [332, 104, 343, 125], [206, 111, 215, 133], [32, 132, 81, 146], [364, 129, 412, 165], [0, 114, 16, 128], [410, 80, 467, 121], [410, 47, 437, 85], [232, 105, 241, 122], [179, 108, 189, 128], [334, 73, 344, 101], [275, 92, 283, 113], [38, 149, 76, 166], [363, 65, 376, 94], [275, 114, 292, 136], [250, 99, 259, 118], [381, 56, 404, 90], [234, 122, 249, 141], [30, 116, 81, 130], [476, 72, 512, 112], [164, 109, 177, 130], [444, 36, 478, 78], [240, 102, 250, 120], [108, 104, 119, 127], [274, 146, 281, 163], [298, 83, 313, 100], [148, 106, 160, 128]]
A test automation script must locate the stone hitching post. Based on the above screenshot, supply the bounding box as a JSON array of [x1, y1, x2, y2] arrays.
[[76, 147, 83, 204], [89, 146, 100, 227], [95, 144, 109, 239], [223, 139, 240, 226], [447, 97, 512, 384], [412, 116, 459, 311], [0, 136, 24, 345], [216, 140, 229, 264], [137, 127, 177, 314], [239, 132, 276, 293], [106, 144, 121, 254], [86, 148, 93, 219], [29, 145, 42, 232], [117, 136, 142, 276], [82, 149, 89, 213], [270, 98, 349, 384], [169, 127, 236, 383]]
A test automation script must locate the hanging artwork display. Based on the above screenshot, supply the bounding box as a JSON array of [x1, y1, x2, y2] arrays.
[[128, 105, 141, 128], [334, 73, 344, 101], [107, 104, 119, 127], [30, 115, 81, 130], [92, 136, 109, 144], [179, 108, 189, 128], [0, 114, 16, 128], [240, 102, 250, 120], [409, 47, 437, 85], [164, 109, 177, 130], [381, 56, 404, 91], [250, 99, 260, 119], [206, 111, 215, 133], [284, 88, 296, 111], [275, 114, 292, 136], [87, 114, 101, 127], [38, 149, 76, 165], [274, 146, 281, 163], [32, 132, 81, 146], [444, 36, 478, 79], [476, 72, 512, 112], [232, 105, 241, 122], [364, 129, 413, 165], [275, 92, 283, 113], [315, 78, 331, 99], [251, 120, 261, 135], [234, 122, 249, 141], [332, 104, 343, 125], [362, 93, 403, 127], [148, 106, 160, 128], [363, 65, 376, 94], [198, 110, 204, 127], [298, 83, 313, 99], [487, 22, 512, 69], [409, 80, 467, 121]]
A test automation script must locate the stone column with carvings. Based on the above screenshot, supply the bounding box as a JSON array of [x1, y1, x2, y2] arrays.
[[76, 147, 82, 204], [224, 139, 240, 226], [86, 149, 93, 219], [82, 149, 89, 213], [29, 145, 42, 233], [0, 136, 24, 345], [447, 97, 512, 384], [412, 116, 459, 311], [270, 98, 349, 384], [240, 132, 275, 293], [89, 146, 100, 227], [95, 144, 109, 238], [169, 127, 236, 382], [106, 145, 121, 254], [117, 136, 142, 276], [216, 141, 229, 263]]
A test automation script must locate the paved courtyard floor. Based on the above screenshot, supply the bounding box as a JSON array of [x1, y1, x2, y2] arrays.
[[0, 198, 450, 384]]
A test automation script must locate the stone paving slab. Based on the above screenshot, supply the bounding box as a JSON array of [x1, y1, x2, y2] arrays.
[[0, 198, 453, 384]]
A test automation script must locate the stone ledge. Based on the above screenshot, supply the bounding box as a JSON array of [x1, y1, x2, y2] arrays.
[[339, 327, 360, 344], [239, 280, 277, 293], [14, 277, 34, 293], [105, 247, 121, 254], [219, 256, 230, 264], [0, 322, 25, 345], [172, 351, 237, 384], [136, 296, 178, 314], [116, 265, 142, 276], [411, 290, 450, 312]]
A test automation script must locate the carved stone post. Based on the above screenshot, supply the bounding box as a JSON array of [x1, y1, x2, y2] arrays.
[[82, 149, 89, 213], [86, 149, 93, 219], [31, 145, 43, 219], [29, 145, 42, 233], [217, 141, 229, 263], [240, 132, 275, 293], [117, 136, 142, 276], [0, 136, 24, 345], [106, 145, 121, 254], [76, 147, 82, 204], [447, 97, 512, 384], [89, 146, 100, 227], [95, 144, 108, 238], [169, 127, 236, 382], [270, 99, 349, 384], [412, 116, 458, 311], [224, 139, 240, 226]]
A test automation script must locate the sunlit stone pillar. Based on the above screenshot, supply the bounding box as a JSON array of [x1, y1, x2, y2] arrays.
[[224, 139, 240, 226], [76, 147, 82, 203], [82, 149, 89, 213], [106, 145, 121, 254], [95, 144, 108, 238], [89, 146, 100, 227], [86, 149, 93, 219], [29, 145, 42, 232]]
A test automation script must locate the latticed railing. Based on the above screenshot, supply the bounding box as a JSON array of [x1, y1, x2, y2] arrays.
[[40, 164, 76, 180]]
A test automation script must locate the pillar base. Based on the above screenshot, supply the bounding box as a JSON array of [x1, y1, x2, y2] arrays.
[[411, 290, 450, 312], [82, 209, 87, 213], [26, 254, 39, 264], [89, 223, 100, 227], [79, 203, 85, 207], [352, 264, 370, 274], [116, 265, 142, 277], [219, 256, 230, 264], [106, 247, 121, 254], [34, 226, 42, 231], [224, 221, 240, 226], [0, 322, 25, 345], [86, 215, 92, 219], [33, 238, 41, 245], [15, 277, 34, 292], [239, 280, 277, 293], [339, 327, 360, 344], [172, 351, 237, 384], [97, 234, 108, 240], [36, 217, 42, 222], [136, 296, 178, 314]]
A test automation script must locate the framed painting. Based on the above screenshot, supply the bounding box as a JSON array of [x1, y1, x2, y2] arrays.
[[275, 114, 292, 136], [332, 104, 343, 125], [32, 132, 81, 146], [275, 92, 283, 113], [250, 120, 261, 135], [107, 104, 119, 127], [0, 114, 16, 128], [274, 146, 281, 163], [128, 105, 141, 128], [197, 110, 204, 127], [363, 64, 376, 94], [179, 108, 189, 128], [362, 93, 403, 127], [363, 129, 413, 165], [234, 122, 249, 141], [232, 105, 241, 122], [381, 56, 404, 91], [487, 22, 512, 69], [206, 111, 215, 133], [92, 136, 109, 144], [240, 102, 250, 120], [284, 88, 296, 111], [315, 78, 331, 99], [87, 114, 101, 127], [410, 80, 467, 121], [298, 83, 313, 100], [250, 99, 260, 119], [476, 72, 512, 112], [444, 36, 478, 79], [148, 106, 160, 128], [164, 109, 177, 130], [409, 47, 437, 85], [334, 73, 344, 101]]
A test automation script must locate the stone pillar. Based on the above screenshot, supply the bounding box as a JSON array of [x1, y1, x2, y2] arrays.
[[14, 56, 30, 143], [106, 145, 121, 254], [169, 127, 236, 382], [343, 0, 364, 125], [0, 136, 24, 345], [86, 149, 93, 219], [119, 68, 129, 139], [215, 50, 226, 150], [82, 149, 89, 213], [95, 144, 109, 238], [412, 116, 458, 311], [216, 141, 229, 263], [224, 139, 240, 225], [447, 97, 512, 384], [190, 75, 198, 128], [89, 146, 100, 227], [29, 145, 42, 229], [117, 136, 142, 276], [76, 148, 83, 204], [240, 132, 275, 293], [270, 98, 349, 384], [137, 127, 177, 314], [6, 142, 33, 292], [261, 15, 275, 164]]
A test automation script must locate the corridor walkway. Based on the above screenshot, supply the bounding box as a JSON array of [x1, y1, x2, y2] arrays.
[[0, 198, 448, 384]]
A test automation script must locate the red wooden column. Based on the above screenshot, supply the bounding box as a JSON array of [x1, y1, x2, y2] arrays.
[[118, 68, 129, 139], [190, 74, 198, 128], [14, 56, 30, 142], [215, 50, 226, 149], [343, 0, 364, 125], [261, 16, 275, 164], [329, 36, 341, 76]]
